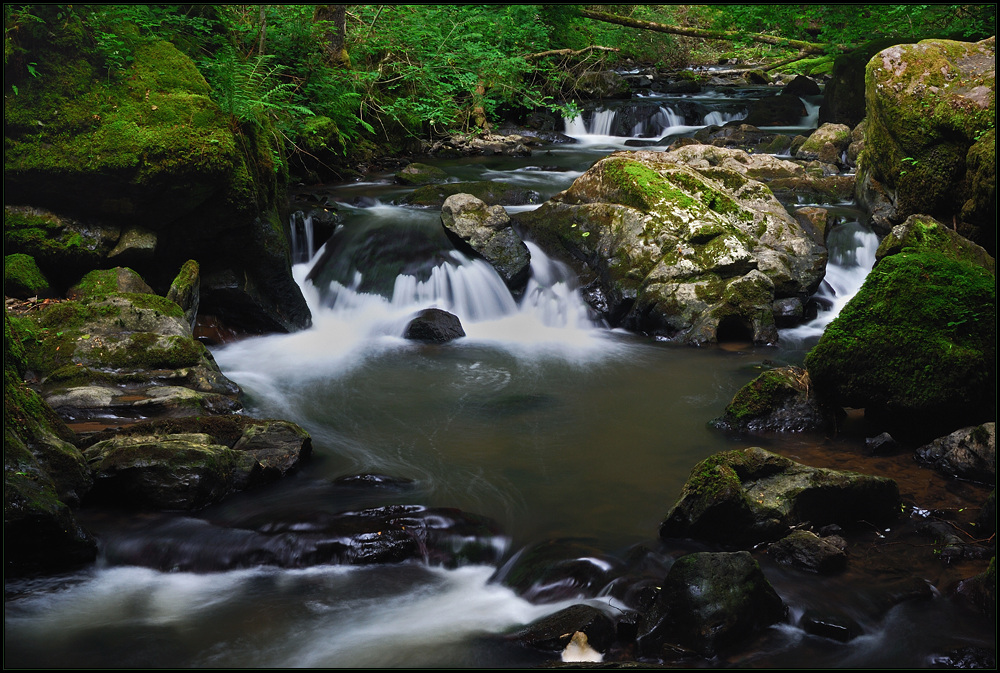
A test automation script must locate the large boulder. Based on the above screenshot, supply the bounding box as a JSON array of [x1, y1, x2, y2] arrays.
[[440, 193, 531, 292], [637, 550, 787, 658], [876, 213, 996, 274], [659, 447, 900, 547], [3, 26, 310, 334], [819, 38, 902, 127], [856, 37, 995, 252], [513, 149, 827, 344], [804, 250, 995, 442], [915, 423, 996, 485]]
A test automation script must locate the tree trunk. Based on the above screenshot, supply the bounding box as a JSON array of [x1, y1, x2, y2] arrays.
[[314, 5, 351, 68], [579, 9, 839, 54]]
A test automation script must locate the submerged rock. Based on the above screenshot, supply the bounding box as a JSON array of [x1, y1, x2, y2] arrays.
[[401, 180, 540, 207], [493, 538, 620, 604], [507, 604, 616, 656], [659, 447, 900, 547]]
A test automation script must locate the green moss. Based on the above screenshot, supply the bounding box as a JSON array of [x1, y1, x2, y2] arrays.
[[726, 368, 807, 421], [4, 254, 50, 297], [805, 251, 995, 418]]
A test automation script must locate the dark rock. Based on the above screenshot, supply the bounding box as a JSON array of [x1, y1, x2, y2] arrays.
[[784, 75, 822, 97], [403, 308, 466, 343], [928, 646, 996, 669], [637, 550, 787, 658], [507, 603, 616, 654], [865, 432, 902, 456], [744, 92, 807, 127], [767, 529, 848, 574], [915, 424, 995, 485], [401, 180, 540, 208], [952, 556, 996, 620], [975, 490, 995, 537], [713, 365, 841, 434], [96, 504, 504, 571], [819, 38, 899, 128], [799, 609, 862, 642], [394, 162, 449, 186]]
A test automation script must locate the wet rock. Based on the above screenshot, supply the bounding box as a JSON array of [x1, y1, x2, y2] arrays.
[[952, 557, 996, 620], [106, 226, 157, 266], [799, 609, 862, 642], [744, 91, 807, 126], [440, 193, 531, 292], [507, 603, 616, 655], [875, 214, 995, 275], [792, 206, 831, 246], [865, 432, 903, 456], [79, 416, 312, 510], [767, 529, 848, 574], [659, 447, 900, 547], [403, 308, 466, 343], [166, 260, 201, 332], [493, 538, 620, 604], [332, 473, 416, 490], [928, 646, 996, 669], [96, 504, 504, 571], [784, 75, 822, 97], [795, 123, 852, 167], [712, 365, 841, 434], [915, 423, 996, 484], [637, 550, 786, 658]]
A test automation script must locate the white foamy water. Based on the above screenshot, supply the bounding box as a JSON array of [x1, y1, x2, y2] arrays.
[[780, 221, 879, 345]]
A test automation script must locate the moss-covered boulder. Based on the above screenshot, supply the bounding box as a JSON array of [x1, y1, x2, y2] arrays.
[[856, 37, 995, 251], [4, 25, 309, 333], [713, 365, 842, 434], [4, 311, 97, 575], [440, 193, 531, 292], [513, 149, 827, 343], [804, 251, 995, 441], [876, 213, 996, 275], [659, 447, 900, 547], [16, 266, 241, 423], [4, 253, 52, 299], [819, 38, 902, 127]]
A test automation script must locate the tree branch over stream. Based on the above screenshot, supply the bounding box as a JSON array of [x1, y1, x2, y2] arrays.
[[579, 8, 843, 55]]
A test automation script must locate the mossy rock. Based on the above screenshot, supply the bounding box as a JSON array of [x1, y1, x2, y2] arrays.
[[876, 214, 995, 275], [4, 253, 51, 299], [4, 311, 97, 575], [805, 251, 995, 441], [67, 267, 154, 299], [714, 365, 841, 434], [659, 447, 900, 547], [395, 162, 449, 186]]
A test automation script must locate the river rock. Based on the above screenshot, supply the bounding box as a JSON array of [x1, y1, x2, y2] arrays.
[[440, 193, 531, 291], [766, 529, 848, 574], [799, 609, 862, 642], [513, 149, 827, 344], [795, 123, 852, 167], [403, 308, 466, 343], [659, 447, 900, 547], [743, 90, 807, 126], [915, 423, 996, 485], [856, 36, 995, 250], [507, 603, 616, 655], [80, 416, 312, 510], [96, 504, 503, 571], [637, 550, 787, 658], [712, 365, 842, 434], [805, 250, 995, 443]]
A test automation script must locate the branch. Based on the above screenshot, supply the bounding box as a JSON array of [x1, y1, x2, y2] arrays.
[[707, 51, 817, 76], [524, 45, 620, 61], [579, 9, 842, 54]]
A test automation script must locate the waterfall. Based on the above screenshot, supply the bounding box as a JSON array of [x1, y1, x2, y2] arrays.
[[703, 109, 747, 126], [289, 211, 317, 264], [780, 221, 879, 346]]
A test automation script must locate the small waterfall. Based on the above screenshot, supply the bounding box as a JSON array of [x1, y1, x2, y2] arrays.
[[290, 211, 317, 264], [703, 109, 747, 126], [781, 221, 879, 346], [800, 98, 821, 128]]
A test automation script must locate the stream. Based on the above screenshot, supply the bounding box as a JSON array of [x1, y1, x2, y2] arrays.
[[5, 87, 994, 668]]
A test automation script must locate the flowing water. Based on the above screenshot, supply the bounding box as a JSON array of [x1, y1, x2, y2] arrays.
[[5, 89, 993, 668]]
